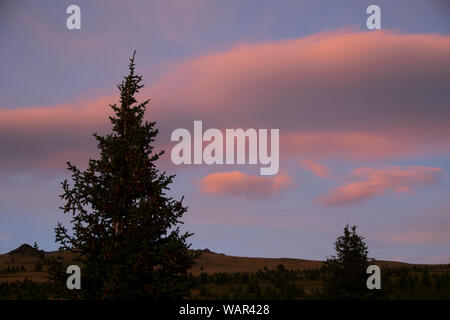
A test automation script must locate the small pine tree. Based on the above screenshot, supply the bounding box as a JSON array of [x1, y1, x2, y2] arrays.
[[33, 241, 45, 260], [321, 225, 372, 299], [51, 52, 197, 299]]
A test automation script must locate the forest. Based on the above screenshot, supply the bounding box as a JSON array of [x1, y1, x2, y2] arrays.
[[1, 263, 450, 300]]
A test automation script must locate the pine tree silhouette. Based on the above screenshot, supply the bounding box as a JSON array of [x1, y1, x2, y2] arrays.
[[52, 52, 197, 299], [321, 224, 372, 299]]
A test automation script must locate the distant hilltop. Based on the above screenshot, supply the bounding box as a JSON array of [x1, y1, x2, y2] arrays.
[[7, 244, 40, 256]]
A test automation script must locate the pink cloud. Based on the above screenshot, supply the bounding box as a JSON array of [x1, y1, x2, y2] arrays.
[[33, 149, 98, 170], [300, 159, 330, 178], [0, 96, 112, 134], [199, 171, 293, 198], [0, 96, 113, 173], [318, 166, 444, 206], [151, 30, 450, 129], [282, 132, 420, 161], [1, 31, 450, 175], [388, 231, 450, 246]]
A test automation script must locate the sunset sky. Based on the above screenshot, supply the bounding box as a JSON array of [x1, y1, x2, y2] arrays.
[[1, 0, 449, 263]]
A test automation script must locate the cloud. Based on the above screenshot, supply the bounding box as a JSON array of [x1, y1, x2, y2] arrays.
[[388, 231, 450, 246], [150, 30, 450, 161], [0, 96, 113, 173], [281, 126, 450, 161], [282, 132, 418, 161], [1, 31, 450, 175], [199, 171, 293, 198], [300, 159, 330, 178], [318, 166, 444, 206], [151, 30, 450, 131]]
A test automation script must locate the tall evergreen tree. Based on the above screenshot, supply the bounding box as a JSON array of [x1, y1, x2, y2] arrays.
[[321, 225, 372, 299], [52, 52, 197, 299]]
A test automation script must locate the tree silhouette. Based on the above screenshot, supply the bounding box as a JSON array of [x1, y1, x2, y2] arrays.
[[321, 224, 372, 299], [52, 52, 197, 299]]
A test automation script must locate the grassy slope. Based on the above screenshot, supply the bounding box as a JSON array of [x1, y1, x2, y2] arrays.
[[0, 245, 414, 282]]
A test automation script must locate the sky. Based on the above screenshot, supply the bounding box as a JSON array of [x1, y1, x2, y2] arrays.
[[0, 0, 449, 263]]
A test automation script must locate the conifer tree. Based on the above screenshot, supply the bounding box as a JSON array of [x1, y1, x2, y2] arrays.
[[52, 52, 197, 299], [321, 225, 372, 299]]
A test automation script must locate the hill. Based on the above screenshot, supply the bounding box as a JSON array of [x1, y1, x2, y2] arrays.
[[7, 244, 39, 256], [0, 244, 416, 282]]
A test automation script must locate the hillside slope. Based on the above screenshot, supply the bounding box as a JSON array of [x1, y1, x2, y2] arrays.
[[0, 244, 412, 282]]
